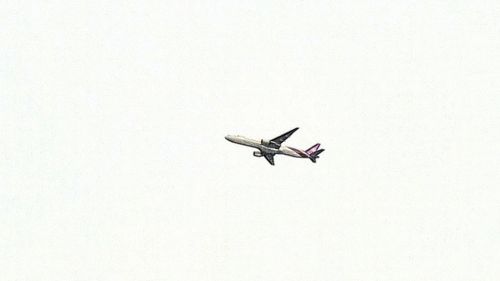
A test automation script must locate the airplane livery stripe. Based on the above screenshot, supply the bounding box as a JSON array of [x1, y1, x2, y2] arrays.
[[289, 147, 309, 157]]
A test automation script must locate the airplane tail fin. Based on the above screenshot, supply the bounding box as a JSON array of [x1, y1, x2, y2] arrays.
[[305, 143, 324, 163], [305, 143, 320, 154]]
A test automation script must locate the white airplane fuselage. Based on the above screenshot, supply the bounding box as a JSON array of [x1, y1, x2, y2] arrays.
[[225, 135, 308, 158]]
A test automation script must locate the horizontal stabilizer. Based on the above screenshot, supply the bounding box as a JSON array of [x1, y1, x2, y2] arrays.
[[309, 148, 324, 163]]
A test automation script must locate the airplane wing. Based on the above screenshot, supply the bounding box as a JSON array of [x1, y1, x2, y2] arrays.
[[270, 127, 299, 147], [264, 154, 275, 165]]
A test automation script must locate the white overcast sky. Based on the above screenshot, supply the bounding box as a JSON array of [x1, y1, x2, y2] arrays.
[[1, 1, 499, 280]]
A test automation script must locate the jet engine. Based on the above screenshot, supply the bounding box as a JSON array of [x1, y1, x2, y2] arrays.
[[253, 151, 262, 157]]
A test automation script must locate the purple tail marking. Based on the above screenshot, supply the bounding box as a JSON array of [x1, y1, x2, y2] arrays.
[[305, 143, 321, 155]]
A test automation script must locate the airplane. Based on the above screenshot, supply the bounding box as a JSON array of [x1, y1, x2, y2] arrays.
[[225, 127, 324, 165]]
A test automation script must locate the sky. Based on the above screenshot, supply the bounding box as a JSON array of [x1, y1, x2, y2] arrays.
[[1, 1, 500, 280]]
